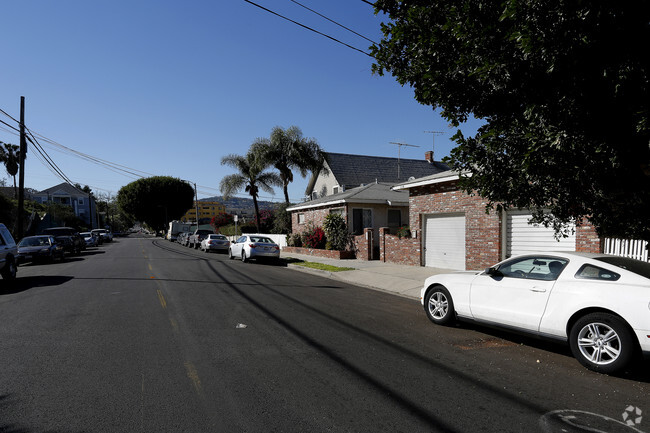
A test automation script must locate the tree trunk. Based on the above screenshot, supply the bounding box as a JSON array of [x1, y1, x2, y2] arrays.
[[252, 195, 261, 233]]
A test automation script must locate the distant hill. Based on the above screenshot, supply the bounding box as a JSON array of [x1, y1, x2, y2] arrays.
[[199, 196, 277, 212]]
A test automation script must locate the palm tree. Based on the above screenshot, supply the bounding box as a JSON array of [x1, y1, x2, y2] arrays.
[[0, 141, 21, 198], [220, 149, 282, 232], [256, 126, 327, 204]]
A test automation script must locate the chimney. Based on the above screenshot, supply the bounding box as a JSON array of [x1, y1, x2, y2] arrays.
[[425, 150, 434, 163]]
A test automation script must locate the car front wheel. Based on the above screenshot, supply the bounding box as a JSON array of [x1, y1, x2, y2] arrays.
[[1, 259, 17, 281], [423, 285, 455, 326], [569, 313, 636, 374], [228, 248, 234, 260], [241, 251, 247, 263]]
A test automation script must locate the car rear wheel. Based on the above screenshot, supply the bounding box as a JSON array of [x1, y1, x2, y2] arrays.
[[569, 313, 636, 374], [423, 285, 455, 326]]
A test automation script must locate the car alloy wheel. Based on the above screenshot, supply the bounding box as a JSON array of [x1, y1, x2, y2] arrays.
[[423, 285, 455, 325], [569, 313, 635, 374]]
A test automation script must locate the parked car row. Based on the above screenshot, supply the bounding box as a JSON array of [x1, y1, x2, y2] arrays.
[[171, 231, 281, 263], [0, 223, 118, 283]]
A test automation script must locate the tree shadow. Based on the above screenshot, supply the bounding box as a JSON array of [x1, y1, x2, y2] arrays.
[[0, 276, 74, 295]]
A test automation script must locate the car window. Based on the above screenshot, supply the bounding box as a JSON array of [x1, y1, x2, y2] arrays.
[[256, 237, 273, 243], [497, 257, 568, 281], [575, 264, 621, 281], [0, 226, 15, 246], [236, 236, 246, 243]]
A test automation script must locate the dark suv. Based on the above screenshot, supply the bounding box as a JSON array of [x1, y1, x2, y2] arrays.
[[0, 223, 18, 282], [42, 227, 85, 255]]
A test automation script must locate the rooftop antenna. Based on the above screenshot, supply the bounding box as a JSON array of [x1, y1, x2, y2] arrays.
[[424, 131, 444, 159], [389, 141, 420, 180]]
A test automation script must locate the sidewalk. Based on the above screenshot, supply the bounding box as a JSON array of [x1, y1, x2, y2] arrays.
[[281, 251, 455, 301]]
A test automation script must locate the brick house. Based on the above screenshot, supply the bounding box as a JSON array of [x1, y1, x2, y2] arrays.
[[390, 170, 602, 270], [288, 182, 409, 238], [305, 151, 449, 200]]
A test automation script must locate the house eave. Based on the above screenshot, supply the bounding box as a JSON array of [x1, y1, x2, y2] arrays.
[[392, 170, 471, 190]]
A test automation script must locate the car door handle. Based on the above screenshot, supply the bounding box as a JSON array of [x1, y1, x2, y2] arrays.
[[530, 287, 547, 293]]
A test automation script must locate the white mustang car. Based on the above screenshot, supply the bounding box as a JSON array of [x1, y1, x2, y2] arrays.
[[421, 252, 650, 374]]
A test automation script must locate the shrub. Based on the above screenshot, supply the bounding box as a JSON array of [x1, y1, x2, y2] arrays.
[[322, 213, 350, 250], [303, 225, 326, 249], [396, 225, 411, 239], [287, 233, 302, 247]]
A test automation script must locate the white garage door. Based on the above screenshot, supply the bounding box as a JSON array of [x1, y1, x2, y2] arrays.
[[506, 211, 576, 257], [424, 214, 466, 270]]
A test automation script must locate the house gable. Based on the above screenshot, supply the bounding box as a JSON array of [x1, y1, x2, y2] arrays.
[[305, 152, 449, 199]]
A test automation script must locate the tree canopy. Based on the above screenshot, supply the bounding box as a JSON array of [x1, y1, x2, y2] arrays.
[[372, 1, 650, 240], [116, 176, 194, 232], [220, 149, 282, 232], [253, 126, 327, 204]]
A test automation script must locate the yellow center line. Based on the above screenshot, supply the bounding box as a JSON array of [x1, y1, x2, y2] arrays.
[[156, 290, 167, 309], [184, 361, 203, 396]]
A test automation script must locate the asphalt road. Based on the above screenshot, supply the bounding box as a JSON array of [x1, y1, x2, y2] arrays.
[[0, 236, 648, 433]]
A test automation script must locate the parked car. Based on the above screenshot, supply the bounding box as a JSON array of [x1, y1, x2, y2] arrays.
[[17, 235, 65, 264], [80, 232, 98, 247], [421, 251, 650, 374], [0, 223, 18, 281], [189, 229, 213, 249], [178, 232, 191, 246], [228, 235, 280, 263], [200, 234, 230, 253], [42, 227, 84, 255], [92, 229, 113, 242]]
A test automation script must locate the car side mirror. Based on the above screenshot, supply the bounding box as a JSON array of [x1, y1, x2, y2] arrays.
[[485, 267, 503, 277]]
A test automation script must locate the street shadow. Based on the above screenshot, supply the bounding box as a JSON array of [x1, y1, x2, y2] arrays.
[[0, 393, 81, 433], [0, 276, 74, 295]]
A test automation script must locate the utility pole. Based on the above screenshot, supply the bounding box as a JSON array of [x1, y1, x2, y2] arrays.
[[389, 141, 419, 180], [194, 183, 199, 227], [17, 97, 27, 239], [423, 131, 444, 159]]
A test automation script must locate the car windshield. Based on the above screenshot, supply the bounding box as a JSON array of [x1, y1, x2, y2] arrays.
[[19, 237, 49, 247], [595, 256, 650, 279], [250, 237, 273, 244]]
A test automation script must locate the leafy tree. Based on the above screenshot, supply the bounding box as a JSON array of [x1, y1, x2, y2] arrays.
[[117, 176, 194, 233], [372, 1, 650, 240], [0, 141, 23, 198], [254, 126, 328, 204], [271, 202, 292, 235], [211, 212, 234, 233], [220, 149, 282, 232]]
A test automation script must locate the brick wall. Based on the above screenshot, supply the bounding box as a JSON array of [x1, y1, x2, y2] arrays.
[[409, 181, 501, 270], [380, 227, 421, 266], [576, 219, 603, 253]]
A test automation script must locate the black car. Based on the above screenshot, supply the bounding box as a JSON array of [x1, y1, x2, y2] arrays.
[[17, 235, 65, 264], [42, 227, 84, 255]]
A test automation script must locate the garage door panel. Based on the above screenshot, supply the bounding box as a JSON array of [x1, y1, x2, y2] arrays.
[[506, 212, 576, 257], [425, 215, 466, 270]]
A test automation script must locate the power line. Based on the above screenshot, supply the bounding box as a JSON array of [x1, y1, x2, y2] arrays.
[[288, 0, 378, 45], [244, 0, 374, 57]]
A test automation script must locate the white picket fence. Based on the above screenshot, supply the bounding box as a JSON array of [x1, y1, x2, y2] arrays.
[[604, 238, 649, 262]]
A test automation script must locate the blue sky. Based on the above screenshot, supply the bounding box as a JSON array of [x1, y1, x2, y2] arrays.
[[1, 0, 481, 203]]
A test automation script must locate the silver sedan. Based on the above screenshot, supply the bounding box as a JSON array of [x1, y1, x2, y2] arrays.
[[228, 235, 280, 263], [200, 234, 230, 253]]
